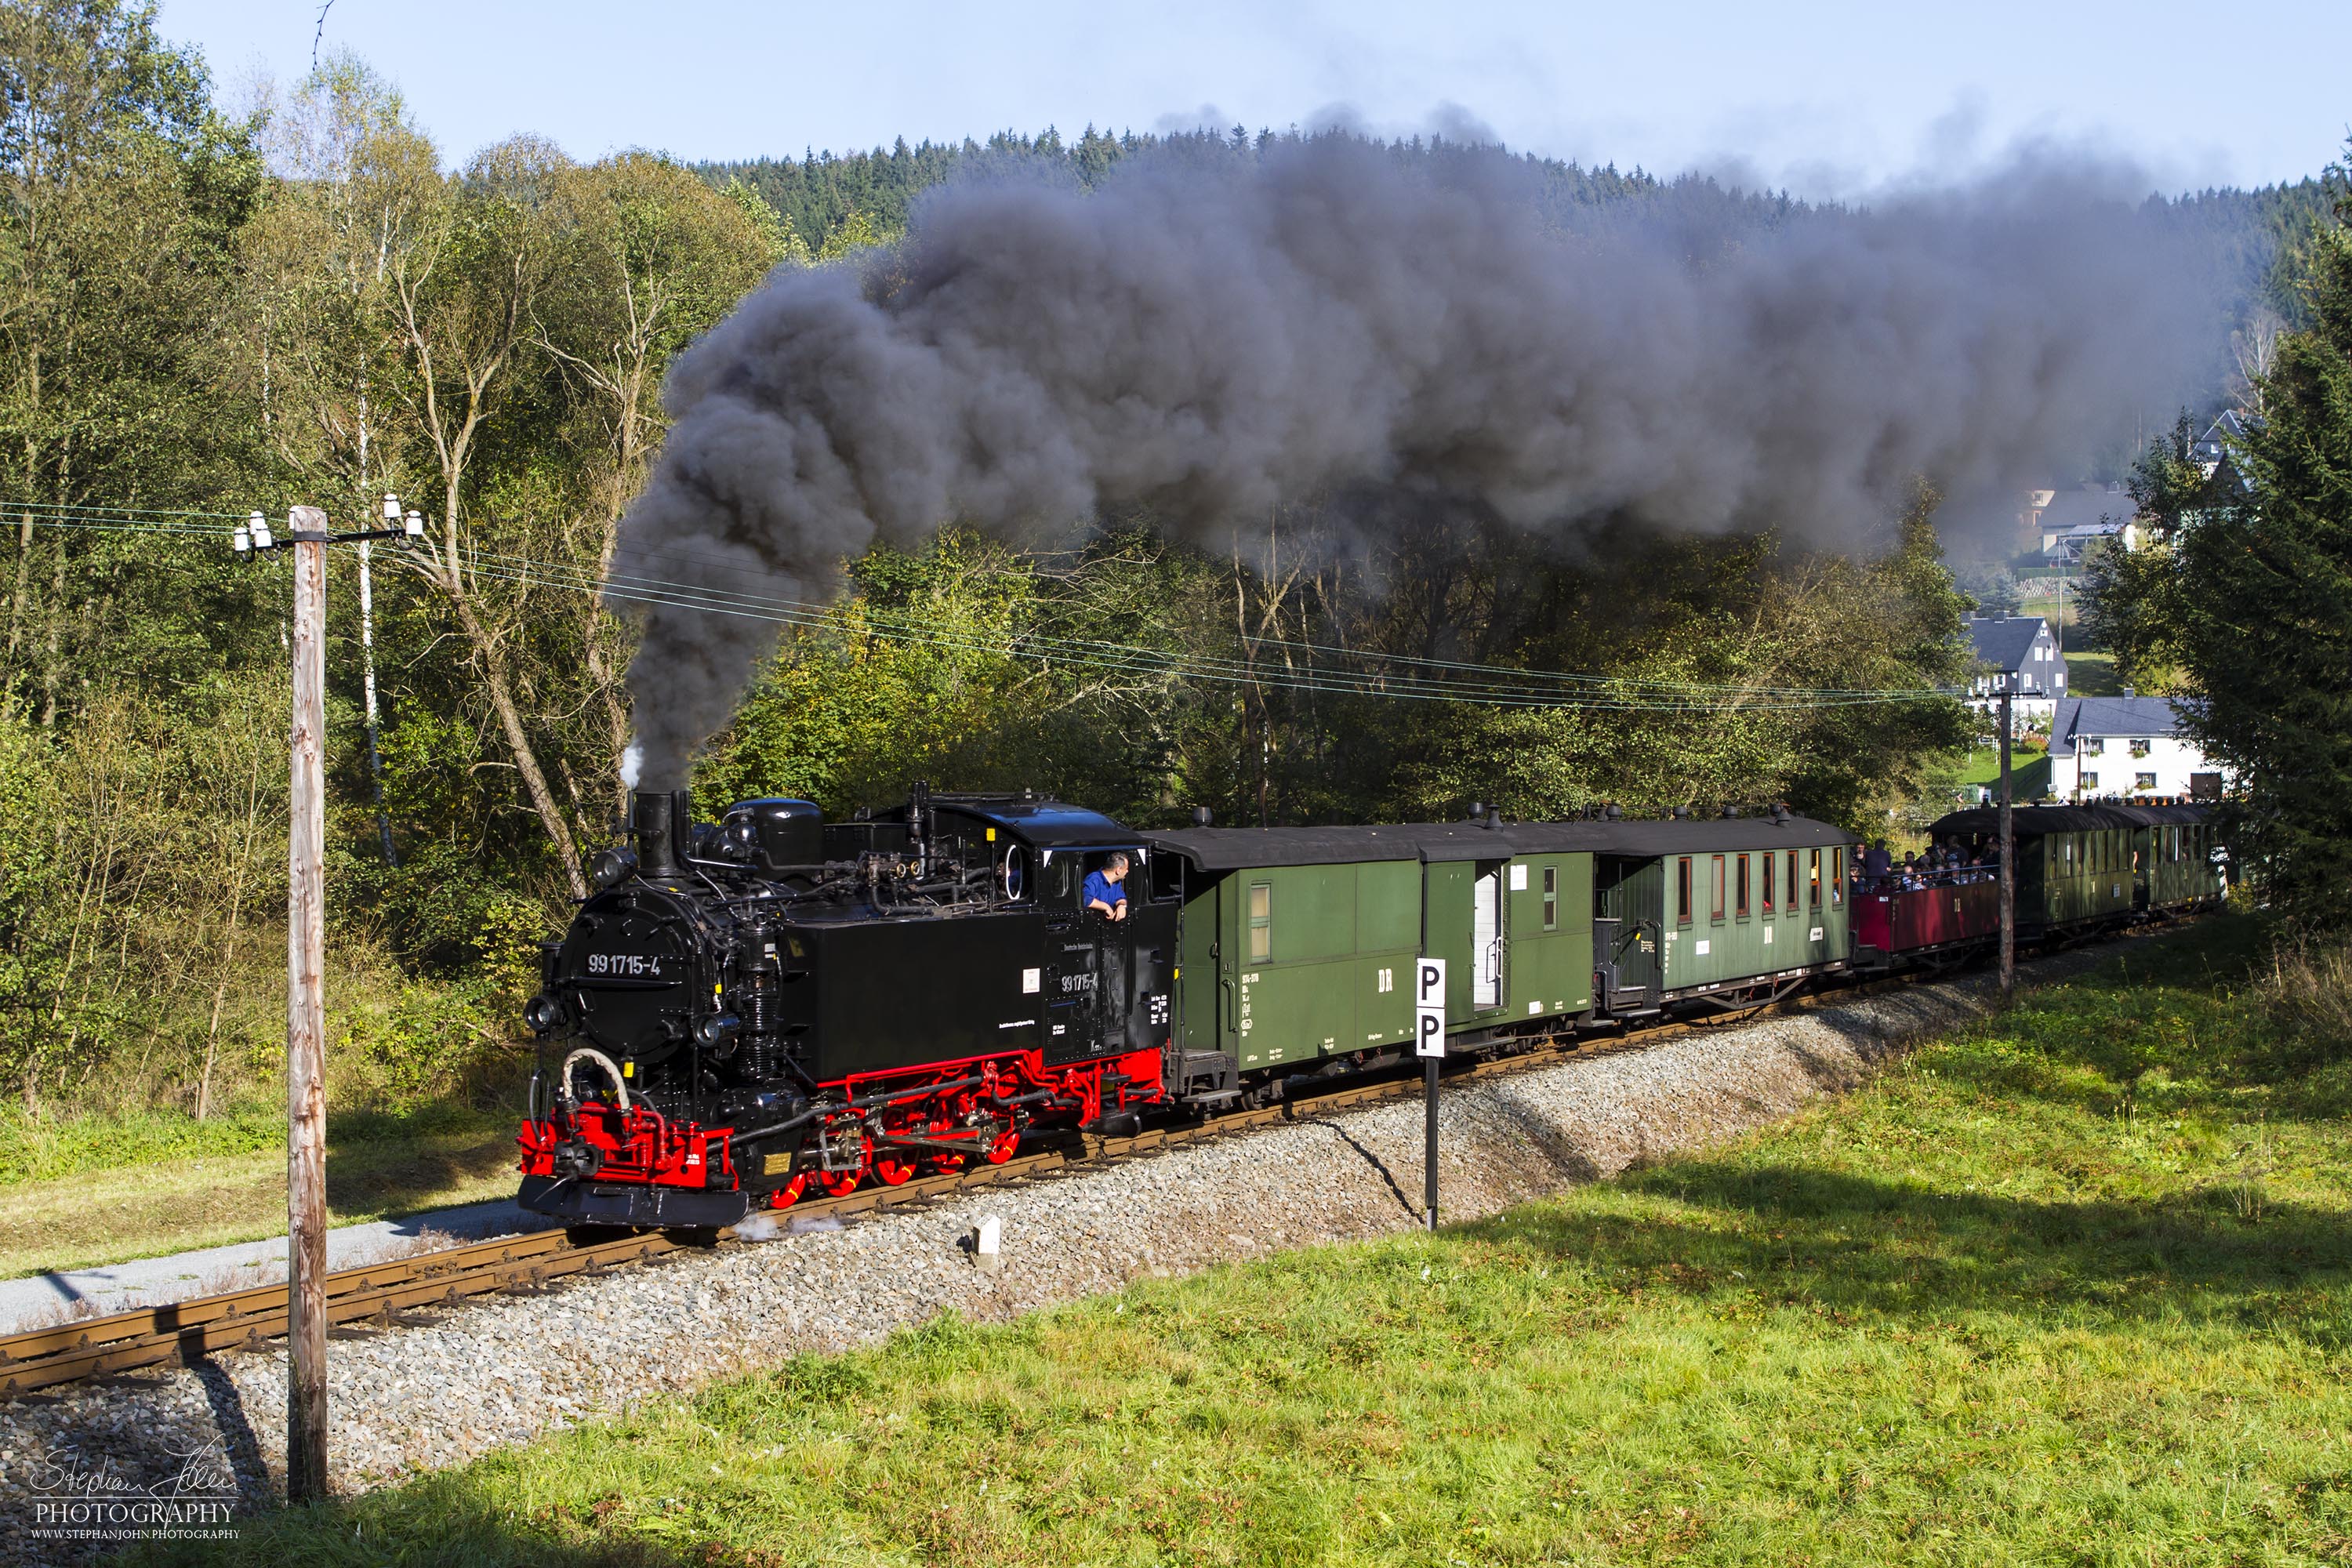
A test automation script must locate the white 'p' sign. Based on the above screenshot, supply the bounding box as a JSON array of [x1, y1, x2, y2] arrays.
[[1415, 957, 1447, 1058]]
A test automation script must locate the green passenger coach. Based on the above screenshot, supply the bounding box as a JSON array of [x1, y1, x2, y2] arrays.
[[1144, 811, 1856, 1105]]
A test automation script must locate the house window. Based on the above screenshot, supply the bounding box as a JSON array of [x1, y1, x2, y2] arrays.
[[1762, 852, 1776, 912], [2084, 739, 2105, 756], [2136, 772, 2157, 791], [1676, 858, 1693, 924], [2130, 739, 2151, 759], [1247, 882, 1272, 964], [1736, 855, 1751, 920], [1711, 855, 1726, 922], [2082, 771, 2099, 792], [1542, 866, 1559, 931], [1809, 849, 1821, 908]]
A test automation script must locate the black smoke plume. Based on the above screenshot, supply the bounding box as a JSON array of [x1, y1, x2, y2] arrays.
[[611, 137, 2216, 786]]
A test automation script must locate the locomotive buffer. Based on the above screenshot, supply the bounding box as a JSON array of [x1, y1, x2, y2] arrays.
[[1415, 958, 1447, 1229]]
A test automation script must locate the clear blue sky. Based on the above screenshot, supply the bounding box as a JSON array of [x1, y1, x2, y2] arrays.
[[158, 0, 2350, 196]]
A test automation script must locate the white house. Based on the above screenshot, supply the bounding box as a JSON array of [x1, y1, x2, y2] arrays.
[[2020, 481, 2140, 562], [1965, 613, 2064, 725], [2049, 695, 2226, 802], [2034, 482, 2140, 564]]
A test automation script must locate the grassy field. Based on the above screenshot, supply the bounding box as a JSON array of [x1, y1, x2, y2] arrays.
[[0, 1104, 519, 1281], [145, 915, 2352, 1566]]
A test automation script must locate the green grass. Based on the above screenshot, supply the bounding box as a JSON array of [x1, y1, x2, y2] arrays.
[[2067, 649, 2126, 697], [146, 916, 2352, 1566], [0, 1101, 521, 1280]]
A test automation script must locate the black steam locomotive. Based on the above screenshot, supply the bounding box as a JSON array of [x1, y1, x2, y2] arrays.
[[517, 786, 1174, 1229]]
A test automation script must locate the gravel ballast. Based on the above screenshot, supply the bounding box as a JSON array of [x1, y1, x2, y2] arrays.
[[0, 955, 2100, 1562]]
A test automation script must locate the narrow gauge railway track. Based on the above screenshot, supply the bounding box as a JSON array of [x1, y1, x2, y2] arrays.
[[2, 939, 2150, 1401]]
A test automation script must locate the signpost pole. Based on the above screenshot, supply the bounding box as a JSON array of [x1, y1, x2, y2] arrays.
[[1424, 1056, 1439, 1230], [1414, 959, 1447, 1232]]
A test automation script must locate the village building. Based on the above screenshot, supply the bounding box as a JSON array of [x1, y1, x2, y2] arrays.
[[2049, 695, 2227, 802], [1965, 612, 2065, 726]]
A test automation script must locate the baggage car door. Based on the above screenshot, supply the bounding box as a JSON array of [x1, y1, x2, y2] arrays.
[[1472, 862, 1504, 1009]]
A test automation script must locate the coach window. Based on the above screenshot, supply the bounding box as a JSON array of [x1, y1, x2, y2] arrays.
[[1786, 851, 1799, 914], [1762, 851, 1776, 913], [1710, 855, 1726, 923], [1542, 866, 1559, 931], [1736, 855, 1751, 920], [1247, 881, 1272, 964], [1676, 858, 1693, 924], [1830, 847, 1844, 905], [1809, 848, 1821, 908]]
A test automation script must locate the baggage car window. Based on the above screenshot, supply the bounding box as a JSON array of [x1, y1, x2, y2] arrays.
[[1543, 866, 1559, 931], [1711, 855, 1726, 923], [1677, 858, 1693, 924], [1736, 855, 1751, 920], [1248, 881, 1272, 964]]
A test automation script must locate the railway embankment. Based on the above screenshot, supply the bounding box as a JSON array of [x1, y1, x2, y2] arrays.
[[2, 927, 2278, 1565]]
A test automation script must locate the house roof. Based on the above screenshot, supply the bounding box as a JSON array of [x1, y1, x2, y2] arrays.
[[1966, 615, 2049, 675], [1144, 814, 1856, 873], [2048, 696, 2189, 756]]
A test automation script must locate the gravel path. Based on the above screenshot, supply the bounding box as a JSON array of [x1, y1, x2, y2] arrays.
[[0, 953, 2105, 1562]]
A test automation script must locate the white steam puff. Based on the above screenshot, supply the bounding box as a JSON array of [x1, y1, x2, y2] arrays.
[[610, 138, 2220, 787], [619, 741, 643, 791]]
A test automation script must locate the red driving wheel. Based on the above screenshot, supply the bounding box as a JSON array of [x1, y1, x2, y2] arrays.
[[767, 1171, 808, 1209], [985, 1124, 1021, 1165], [872, 1146, 918, 1185]]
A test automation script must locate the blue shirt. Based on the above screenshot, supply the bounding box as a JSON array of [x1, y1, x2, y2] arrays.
[[1081, 869, 1127, 912]]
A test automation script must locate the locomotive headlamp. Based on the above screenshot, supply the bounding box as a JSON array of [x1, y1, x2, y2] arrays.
[[523, 993, 565, 1034], [695, 1013, 742, 1050], [588, 846, 638, 889]]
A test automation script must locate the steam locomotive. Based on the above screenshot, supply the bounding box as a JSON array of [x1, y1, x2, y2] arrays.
[[517, 786, 2220, 1231], [517, 786, 1174, 1229]]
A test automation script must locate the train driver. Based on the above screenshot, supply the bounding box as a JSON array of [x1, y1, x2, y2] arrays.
[[1083, 851, 1131, 923]]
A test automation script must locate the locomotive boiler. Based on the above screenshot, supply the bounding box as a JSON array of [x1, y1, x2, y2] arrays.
[[517, 786, 1174, 1229]]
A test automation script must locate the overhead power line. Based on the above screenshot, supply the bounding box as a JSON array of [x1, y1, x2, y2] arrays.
[[24, 509, 1962, 714]]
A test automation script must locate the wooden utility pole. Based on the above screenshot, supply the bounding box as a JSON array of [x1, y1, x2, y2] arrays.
[[1998, 675, 2016, 1007], [285, 505, 330, 1503]]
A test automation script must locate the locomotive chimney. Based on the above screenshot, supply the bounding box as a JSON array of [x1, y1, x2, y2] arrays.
[[631, 789, 693, 879]]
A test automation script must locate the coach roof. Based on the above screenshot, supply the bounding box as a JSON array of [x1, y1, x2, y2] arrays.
[[1144, 815, 1856, 872], [1928, 802, 2210, 837]]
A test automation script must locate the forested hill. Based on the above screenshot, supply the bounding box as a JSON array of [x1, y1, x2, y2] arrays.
[[699, 125, 1777, 255], [697, 125, 2337, 327]]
